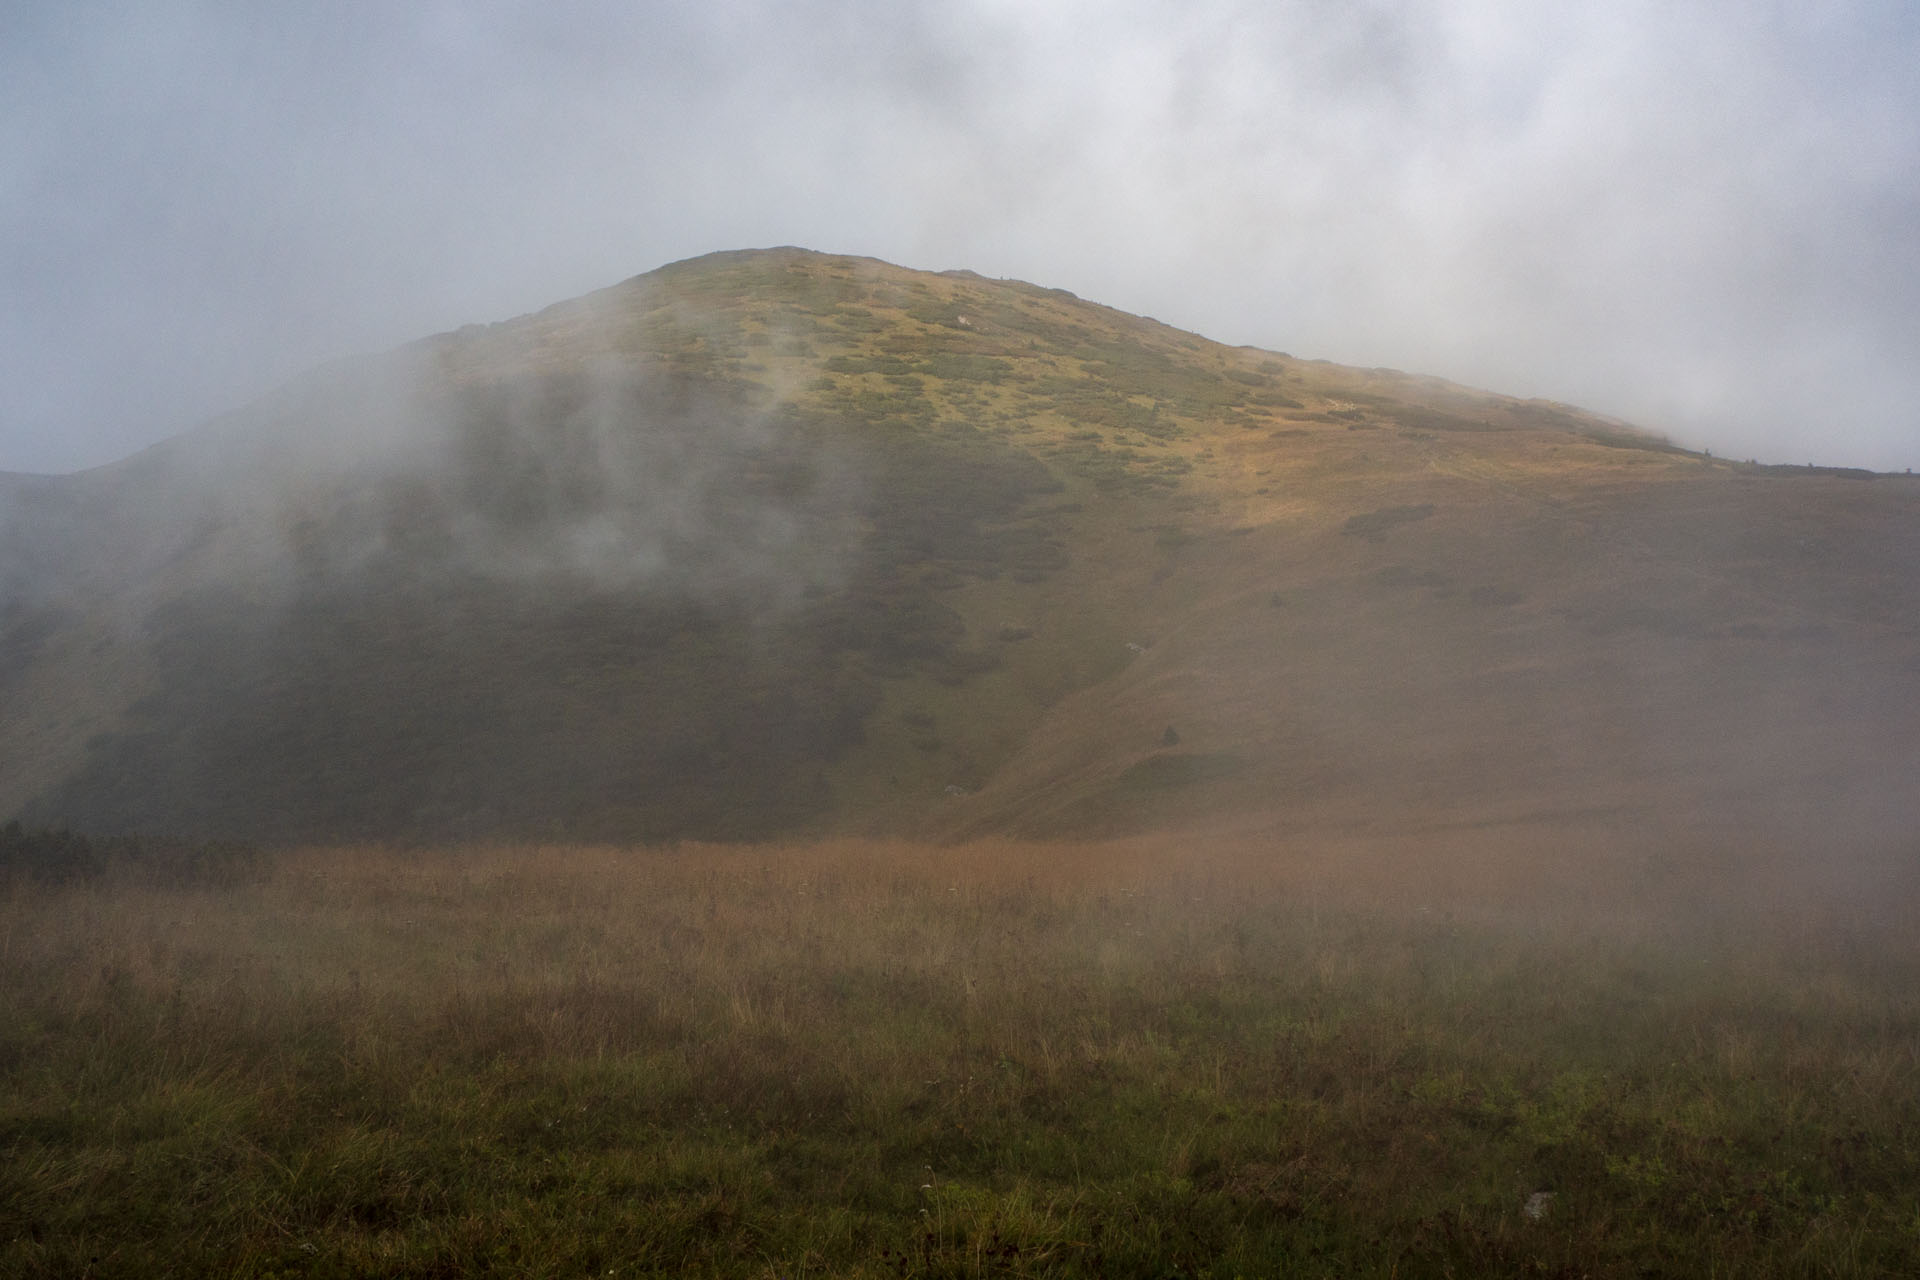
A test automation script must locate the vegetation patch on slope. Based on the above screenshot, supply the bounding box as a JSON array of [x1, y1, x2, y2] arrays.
[[24, 365, 1071, 843]]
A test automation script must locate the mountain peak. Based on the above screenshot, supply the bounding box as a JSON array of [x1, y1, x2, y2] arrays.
[[3, 251, 1917, 849]]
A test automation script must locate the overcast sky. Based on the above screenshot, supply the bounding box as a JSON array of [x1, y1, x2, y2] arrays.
[[3, 0, 1917, 474]]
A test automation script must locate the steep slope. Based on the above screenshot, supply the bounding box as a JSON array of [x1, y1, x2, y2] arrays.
[[3, 247, 1917, 848]]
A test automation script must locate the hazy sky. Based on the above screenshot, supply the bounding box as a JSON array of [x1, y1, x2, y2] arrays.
[[4, 0, 1918, 474]]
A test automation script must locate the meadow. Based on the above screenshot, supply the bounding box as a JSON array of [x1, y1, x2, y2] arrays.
[[3, 826, 1918, 1277]]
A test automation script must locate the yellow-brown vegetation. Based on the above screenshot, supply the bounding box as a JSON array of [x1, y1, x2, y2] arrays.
[[5, 829, 1917, 1275]]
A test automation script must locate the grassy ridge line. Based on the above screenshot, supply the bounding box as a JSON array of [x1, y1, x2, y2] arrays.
[[3, 836, 1918, 1276]]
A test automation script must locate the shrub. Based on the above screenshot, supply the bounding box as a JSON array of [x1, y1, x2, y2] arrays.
[[0, 821, 264, 889]]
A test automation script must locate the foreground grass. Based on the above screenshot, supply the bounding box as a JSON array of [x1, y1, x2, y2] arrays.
[[2, 833, 1918, 1277]]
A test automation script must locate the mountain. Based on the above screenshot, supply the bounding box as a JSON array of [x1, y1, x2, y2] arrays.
[[3, 247, 1918, 851]]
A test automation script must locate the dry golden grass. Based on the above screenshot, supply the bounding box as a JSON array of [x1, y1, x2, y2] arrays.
[[5, 829, 1919, 1275]]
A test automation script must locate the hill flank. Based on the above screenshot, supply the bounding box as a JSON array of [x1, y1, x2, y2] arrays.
[[3, 248, 1917, 848]]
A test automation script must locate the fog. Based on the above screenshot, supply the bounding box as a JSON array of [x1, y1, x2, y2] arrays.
[[4, 0, 1917, 475]]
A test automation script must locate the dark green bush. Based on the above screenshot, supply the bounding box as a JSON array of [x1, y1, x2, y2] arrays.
[[0, 821, 263, 889]]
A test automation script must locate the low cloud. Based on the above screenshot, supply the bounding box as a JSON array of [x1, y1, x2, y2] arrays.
[[3, 0, 1915, 472]]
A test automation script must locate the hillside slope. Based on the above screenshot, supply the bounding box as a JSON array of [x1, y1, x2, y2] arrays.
[[3, 248, 1917, 848]]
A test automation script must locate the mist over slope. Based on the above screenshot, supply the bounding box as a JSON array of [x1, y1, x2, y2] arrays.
[[3, 248, 1917, 849]]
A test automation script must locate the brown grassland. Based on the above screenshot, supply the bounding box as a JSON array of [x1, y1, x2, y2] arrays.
[[5, 825, 1919, 1277]]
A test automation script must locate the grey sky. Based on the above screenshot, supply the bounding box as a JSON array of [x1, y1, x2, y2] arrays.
[[4, 0, 1917, 474]]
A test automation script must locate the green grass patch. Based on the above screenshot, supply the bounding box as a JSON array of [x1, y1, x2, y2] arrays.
[[1343, 504, 1437, 537], [1114, 751, 1246, 790]]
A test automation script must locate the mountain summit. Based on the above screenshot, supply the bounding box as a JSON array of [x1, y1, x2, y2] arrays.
[[4, 248, 1917, 849]]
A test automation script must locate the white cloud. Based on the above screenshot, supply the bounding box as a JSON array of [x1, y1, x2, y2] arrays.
[[2, 0, 1916, 471]]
